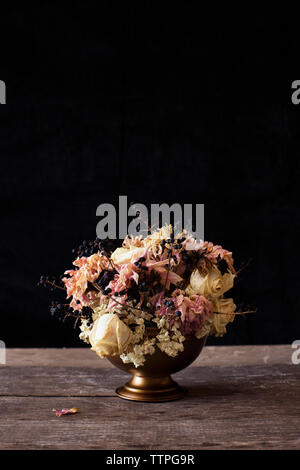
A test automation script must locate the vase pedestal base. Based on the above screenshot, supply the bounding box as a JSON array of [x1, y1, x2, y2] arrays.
[[115, 374, 186, 402], [108, 336, 207, 402]]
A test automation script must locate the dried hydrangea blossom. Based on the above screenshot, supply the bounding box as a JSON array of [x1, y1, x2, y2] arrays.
[[156, 325, 185, 357], [79, 319, 93, 344], [120, 338, 157, 368]]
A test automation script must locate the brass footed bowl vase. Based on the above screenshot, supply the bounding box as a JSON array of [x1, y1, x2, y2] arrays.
[[108, 335, 207, 402]]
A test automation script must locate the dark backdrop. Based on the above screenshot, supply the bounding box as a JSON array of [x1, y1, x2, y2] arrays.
[[0, 3, 299, 347]]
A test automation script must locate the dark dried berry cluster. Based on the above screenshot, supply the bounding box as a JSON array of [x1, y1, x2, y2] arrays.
[[134, 257, 148, 271], [72, 239, 98, 257], [80, 306, 94, 322], [97, 238, 120, 255], [37, 275, 64, 291], [94, 269, 117, 293], [163, 299, 174, 307], [72, 238, 120, 258], [161, 236, 185, 253], [50, 301, 72, 320], [50, 301, 93, 323], [137, 269, 162, 298], [113, 288, 127, 297], [50, 301, 62, 316], [138, 280, 148, 292], [95, 269, 132, 298], [38, 275, 52, 288]]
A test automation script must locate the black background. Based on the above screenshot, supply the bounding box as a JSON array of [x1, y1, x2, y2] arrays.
[[0, 2, 299, 347]]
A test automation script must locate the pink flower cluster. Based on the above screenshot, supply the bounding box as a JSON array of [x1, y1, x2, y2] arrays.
[[152, 289, 213, 336], [62, 253, 111, 310]]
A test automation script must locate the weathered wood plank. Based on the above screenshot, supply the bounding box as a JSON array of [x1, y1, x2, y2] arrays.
[[0, 393, 299, 450], [4, 345, 293, 367], [0, 347, 299, 450], [0, 364, 298, 397]]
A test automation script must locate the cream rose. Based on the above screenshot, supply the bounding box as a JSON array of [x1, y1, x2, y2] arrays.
[[212, 297, 236, 314], [210, 313, 235, 337], [89, 313, 133, 358], [111, 246, 146, 265], [187, 268, 235, 298]]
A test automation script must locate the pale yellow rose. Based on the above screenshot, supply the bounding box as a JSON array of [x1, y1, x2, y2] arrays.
[[210, 313, 235, 337], [89, 313, 133, 358], [187, 268, 235, 298], [111, 246, 145, 265], [212, 297, 236, 314]]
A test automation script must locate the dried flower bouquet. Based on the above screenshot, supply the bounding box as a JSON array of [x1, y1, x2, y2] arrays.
[[40, 226, 248, 368]]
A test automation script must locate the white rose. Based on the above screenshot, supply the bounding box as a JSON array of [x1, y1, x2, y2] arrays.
[[187, 268, 235, 298], [111, 246, 146, 265], [89, 313, 133, 358]]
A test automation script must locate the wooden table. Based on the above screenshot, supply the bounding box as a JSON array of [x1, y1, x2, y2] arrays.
[[0, 346, 299, 450]]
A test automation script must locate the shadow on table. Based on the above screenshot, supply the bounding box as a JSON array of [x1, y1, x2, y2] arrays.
[[185, 383, 240, 398]]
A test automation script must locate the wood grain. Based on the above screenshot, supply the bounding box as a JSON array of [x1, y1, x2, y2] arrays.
[[5, 345, 293, 367], [0, 346, 299, 450]]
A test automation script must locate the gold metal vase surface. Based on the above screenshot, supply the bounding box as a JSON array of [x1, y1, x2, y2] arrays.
[[108, 335, 207, 402]]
